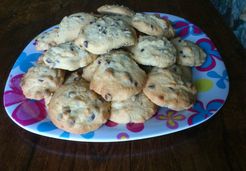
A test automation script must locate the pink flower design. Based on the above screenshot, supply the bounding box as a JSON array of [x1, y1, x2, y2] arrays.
[[106, 120, 145, 133], [105, 120, 118, 127], [126, 123, 144, 132], [4, 74, 47, 126], [173, 20, 203, 38], [156, 110, 185, 129]]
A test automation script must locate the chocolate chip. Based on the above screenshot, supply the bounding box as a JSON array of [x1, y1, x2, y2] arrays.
[[45, 58, 53, 63], [99, 26, 106, 32], [68, 118, 75, 126], [178, 39, 182, 42], [74, 77, 80, 81], [83, 41, 88, 48], [70, 47, 74, 51], [77, 68, 83, 75], [102, 30, 107, 34], [87, 113, 95, 122], [159, 95, 164, 100], [134, 81, 138, 87], [76, 16, 83, 19], [140, 48, 144, 52], [124, 72, 133, 83], [104, 93, 112, 101], [106, 68, 114, 75], [183, 55, 186, 58], [150, 25, 154, 29], [38, 79, 44, 82], [89, 21, 94, 24], [63, 106, 71, 113], [105, 59, 111, 65], [97, 60, 101, 64], [97, 24, 100, 27], [148, 84, 155, 89], [179, 50, 183, 54], [129, 77, 133, 84], [169, 87, 174, 91]]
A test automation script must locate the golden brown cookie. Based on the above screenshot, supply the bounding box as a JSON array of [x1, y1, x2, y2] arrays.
[[43, 42, 97, 71], [48, 78, 110, 134], [131, 13, 175, 38], [35, 28, 62, 51], [58, 12, 97, 42], [82, 57, 102, 82], [143, 65, 197, 111], [20, 60, 65, 100], [171, 37, 207, 66], [97, 4, 135, 16], [90, 50, 146, 101], [110, 92, 157, 123], [75, 16, 137, 54], [129, 35, 177, 68]]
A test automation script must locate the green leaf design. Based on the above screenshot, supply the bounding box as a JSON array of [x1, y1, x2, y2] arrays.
[[194, 79, 213, 92]]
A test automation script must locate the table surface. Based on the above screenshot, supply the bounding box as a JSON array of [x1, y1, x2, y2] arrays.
[[1, 0, 246, 170]]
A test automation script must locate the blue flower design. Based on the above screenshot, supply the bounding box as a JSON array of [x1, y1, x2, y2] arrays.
[[207, 70, 228, 89], [81, 131, 94, 139], [188, 99, 224, 125], [196, 38, 221, 60], [37, 121, 57, 132], [37, 121, 95, 139], [60, 131, 70, 138], [13, 52, 42, 72]]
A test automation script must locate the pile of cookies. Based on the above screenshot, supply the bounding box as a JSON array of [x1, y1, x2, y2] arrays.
[[20, 5, 206, 134]]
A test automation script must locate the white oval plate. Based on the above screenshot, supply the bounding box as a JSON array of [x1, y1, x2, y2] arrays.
[[3, 13, 229, 142]]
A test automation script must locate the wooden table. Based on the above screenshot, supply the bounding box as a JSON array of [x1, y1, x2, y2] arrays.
[[1, 0, 246, 170]]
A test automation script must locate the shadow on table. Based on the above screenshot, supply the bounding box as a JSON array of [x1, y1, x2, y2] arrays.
[[19, 123, 210, 160]]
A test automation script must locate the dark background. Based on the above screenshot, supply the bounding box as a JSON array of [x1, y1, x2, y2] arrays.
[[0, 0, 246, 170]]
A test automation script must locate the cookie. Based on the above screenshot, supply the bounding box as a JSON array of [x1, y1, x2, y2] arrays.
[[97, 4, 135, 17], [82, 57, 101, 82], [143, 65, 197, 111], [131, 13, 175, 38], [90, 50, 146, 101], [75, 16, 137, 54], [20, 59, 65, 100], [129, 36, 177, 68], [43, 42, 97, 71], [48, 78, 110, 134], [58, 12, 96, 42], [109, 14, 132, 25], [110, 93, 157, 123], [35, 28, 62, 51], [171, 37, 207, 66]]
